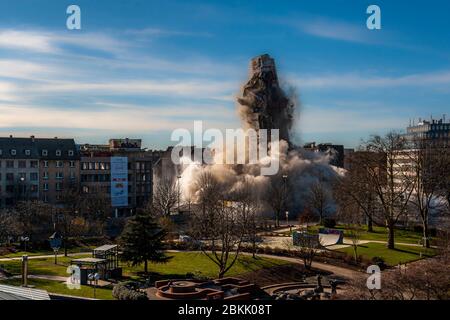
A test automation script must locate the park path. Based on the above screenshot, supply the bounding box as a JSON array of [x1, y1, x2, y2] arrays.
[[241, 252, 364, 280], [0, 252, 91, 262], [12, 274, 68, 281], [165, 250, 363, 280]]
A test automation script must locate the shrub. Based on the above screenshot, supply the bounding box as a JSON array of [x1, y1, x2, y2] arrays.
[[323, 218, 336, 228], [371, 256, 387, 270], [112, 281, 148, 300]]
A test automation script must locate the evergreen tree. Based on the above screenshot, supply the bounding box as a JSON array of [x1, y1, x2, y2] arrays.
[[119, 212, 171, 273]]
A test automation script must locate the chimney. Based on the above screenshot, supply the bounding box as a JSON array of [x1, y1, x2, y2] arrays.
[[30, 135, 35, 142]]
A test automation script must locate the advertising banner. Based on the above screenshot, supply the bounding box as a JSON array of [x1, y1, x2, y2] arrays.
[[110, 157, 128, 207]]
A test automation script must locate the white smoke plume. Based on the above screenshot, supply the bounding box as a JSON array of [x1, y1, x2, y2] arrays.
[[178, 54, 342, 217]]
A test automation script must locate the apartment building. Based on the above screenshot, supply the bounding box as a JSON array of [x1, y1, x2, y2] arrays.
[[0, 137, 40, 207], [80, 139, 154, 217], [36, 138, 80, 205], [0, 136, 79, 208]]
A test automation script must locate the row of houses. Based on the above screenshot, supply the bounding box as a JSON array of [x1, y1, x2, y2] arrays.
[[0, 136, 159, 217]]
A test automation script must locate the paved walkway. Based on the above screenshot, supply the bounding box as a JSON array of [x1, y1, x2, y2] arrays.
[[165, 250, 363, 280], [241, 252, 364, 280]]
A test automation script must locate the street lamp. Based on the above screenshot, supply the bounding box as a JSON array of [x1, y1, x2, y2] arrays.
[[281, 174, 288, 227], [49, 232, 62, 265], [285, 211, 290, 231], [19, 176, 25, 201], [177, 175, 182, 212], [20, 236, 29, 252]]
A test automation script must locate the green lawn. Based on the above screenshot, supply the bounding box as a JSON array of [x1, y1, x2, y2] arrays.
[[0, 255, 89, 277], [0, 247, 94, 258], [1, 252, 287, 280], [0, 278, 114, 300], [337, 242, 437, 266], [307, 224, 426, 244], [122, 252, 289, 279]]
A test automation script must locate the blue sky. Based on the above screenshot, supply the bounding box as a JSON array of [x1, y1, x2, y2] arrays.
[[0, 0, 450, 149]]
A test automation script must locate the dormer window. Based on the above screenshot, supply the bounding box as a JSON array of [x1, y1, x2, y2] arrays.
[[10, 149, 16, 156], [56, 150, 61, 156], [42, 149, 48, 156], [25, 149, 31, 156], [68, 150, 74, 156]]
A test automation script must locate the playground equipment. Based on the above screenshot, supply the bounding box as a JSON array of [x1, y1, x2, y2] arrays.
[[293, 228, 344, 248], [318, 228, 344, 247]]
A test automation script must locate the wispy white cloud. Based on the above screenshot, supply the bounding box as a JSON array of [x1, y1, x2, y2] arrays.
[[0, 30, 56, 53], [16, 79, 235, 99], [0, 29, 127, 55], [299, 104, 406, 134], [296, 18, 372, 43], [291, 70, 450, 89], [125, 27, 212, 38], [0, 103, 236, 133]]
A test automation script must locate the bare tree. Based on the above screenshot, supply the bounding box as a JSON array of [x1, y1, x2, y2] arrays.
[[344, 252, 450, 300], [266, 173, 289, 227], [338, 202, 363, 263], [363, 132, 415, 249], [190, 172, 247, 278], [0, 209, 18, 244], [152, 177, 178, 216], [298, 208, 316, 228], [335, 151, 382, 232], [307, 177, 332, 225], [407, 137, 450, 247], [291, 232, 321, 270], [14, 200, 54, 244], [233, 179, 262, 258]]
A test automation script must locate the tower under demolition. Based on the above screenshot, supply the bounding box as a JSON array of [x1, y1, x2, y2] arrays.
[[237, 54, 294, 144]]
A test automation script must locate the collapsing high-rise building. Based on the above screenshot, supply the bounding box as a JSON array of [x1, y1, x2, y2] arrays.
[[237, 54, 294, 144]]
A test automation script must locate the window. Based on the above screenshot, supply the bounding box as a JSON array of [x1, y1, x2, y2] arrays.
[[82, 162, 88, 170], [43, 160, 48, 168], [70, 171, 76, 179], [6, 161, 14, 168], [68, 150, 74, 156], [42, 149, 48, 156], [56, 182, 62, 191], [56, 160, 63, 168], [43, 183, 49, 191], [82, 186, 89, 194], [6, 173, 14, 181], [30, 185, 38, 193], [30, 161, 38, 168], [56, 172, 64, 179], [56, 150, 61, 156], [25, 149, 31, 156], [43, 194, 48, 203], [18, 161, 26, 168], [69, 161, 75, 168], [10, 149, 16, 156], [42, 171, 49, 180], [6, 185, 14, 193], [30, 172, 38, 181]]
